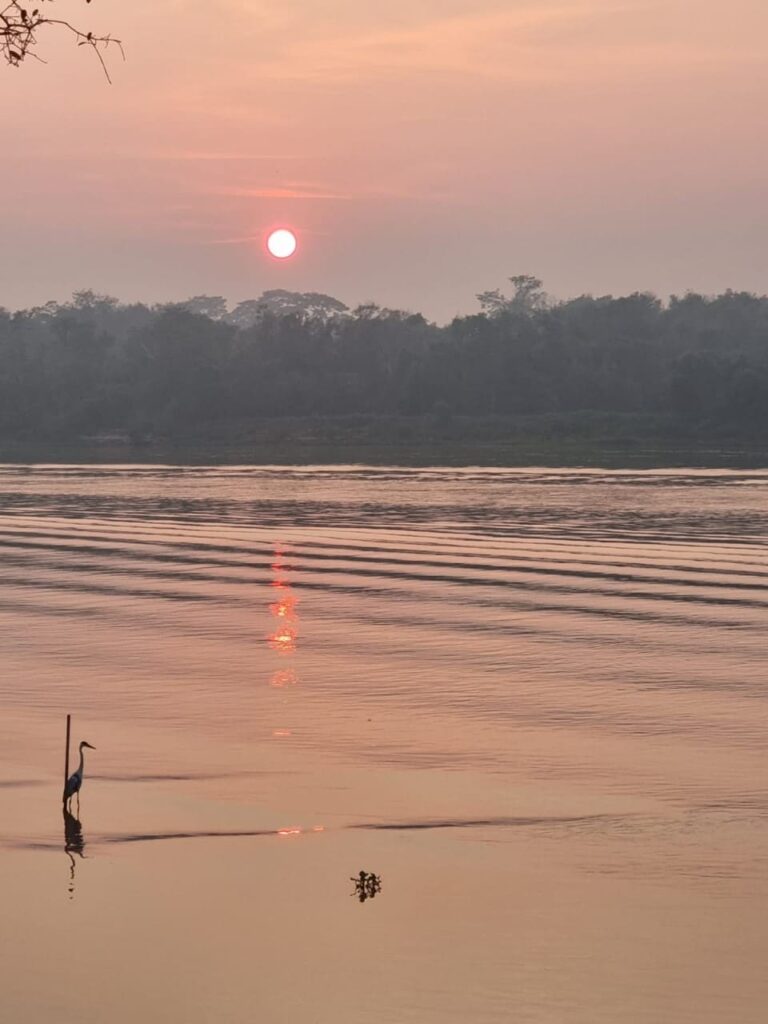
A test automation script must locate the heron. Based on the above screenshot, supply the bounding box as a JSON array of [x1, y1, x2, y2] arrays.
[[63, 741, 96, 812]]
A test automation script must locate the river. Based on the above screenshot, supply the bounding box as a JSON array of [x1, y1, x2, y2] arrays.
[[0, 464, 766, 1023]]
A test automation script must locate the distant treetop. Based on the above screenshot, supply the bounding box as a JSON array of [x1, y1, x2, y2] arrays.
[[476, 275, 549, 317]]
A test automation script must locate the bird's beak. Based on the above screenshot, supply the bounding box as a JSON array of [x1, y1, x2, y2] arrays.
[[83, 742, 96, 750]]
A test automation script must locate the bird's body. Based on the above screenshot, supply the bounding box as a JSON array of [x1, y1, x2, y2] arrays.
[[64, 741, 95, 808]]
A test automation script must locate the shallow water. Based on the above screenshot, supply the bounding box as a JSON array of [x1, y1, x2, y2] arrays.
[[0, 464, 767, 1023]]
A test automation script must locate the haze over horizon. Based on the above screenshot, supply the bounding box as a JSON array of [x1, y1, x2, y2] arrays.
[[3, 0, 767, 320]]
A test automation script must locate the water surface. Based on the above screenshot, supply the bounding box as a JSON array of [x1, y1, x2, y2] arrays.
[[1, 464, 766, 1023]]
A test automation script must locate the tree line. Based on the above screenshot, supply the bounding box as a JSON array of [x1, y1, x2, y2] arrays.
[[1, 276, 767, 442]]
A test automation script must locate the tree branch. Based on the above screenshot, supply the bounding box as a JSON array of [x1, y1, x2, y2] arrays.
[[1, 1, 122, 81]]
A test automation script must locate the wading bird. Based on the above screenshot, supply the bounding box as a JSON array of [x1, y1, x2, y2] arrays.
[[64, 741, 96, 812]]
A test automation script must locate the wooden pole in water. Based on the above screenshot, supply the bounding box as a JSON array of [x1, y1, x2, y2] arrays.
[[64, 714, 71, 802]]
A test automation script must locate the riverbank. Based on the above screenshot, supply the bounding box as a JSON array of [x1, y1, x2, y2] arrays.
[[1, 412, 767, 467]]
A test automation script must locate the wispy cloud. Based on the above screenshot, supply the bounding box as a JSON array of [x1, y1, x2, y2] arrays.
[[213, 185, 350, 200], [199, 235, 263, 247], [248, 2, 635, 82], [142, 152, 306, 163], [226, 0, 761, 89]]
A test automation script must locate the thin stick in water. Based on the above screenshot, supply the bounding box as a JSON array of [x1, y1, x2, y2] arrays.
[[64, 714, 71, 802]]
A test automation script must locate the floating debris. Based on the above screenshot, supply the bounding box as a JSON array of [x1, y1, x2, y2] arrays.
[[351, 870, 382, 902]]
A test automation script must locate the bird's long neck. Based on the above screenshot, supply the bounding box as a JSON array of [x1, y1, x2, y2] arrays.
[[78, 747, 86, 777]]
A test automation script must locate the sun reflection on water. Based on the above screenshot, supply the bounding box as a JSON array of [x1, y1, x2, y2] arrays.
[[270, 669, 298, 689], [267, 543, 300, 688]]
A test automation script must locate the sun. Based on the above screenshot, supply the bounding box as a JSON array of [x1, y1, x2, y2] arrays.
[[267, 228, 297, 260]]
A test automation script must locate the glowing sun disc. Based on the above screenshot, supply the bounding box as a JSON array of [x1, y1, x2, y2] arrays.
[[267, 229, 297, 259]]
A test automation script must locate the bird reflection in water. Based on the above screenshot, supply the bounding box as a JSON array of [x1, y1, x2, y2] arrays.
[[63, 806, 86, 900], [351, 870, 382, 903], [268, 544, 300, 684]]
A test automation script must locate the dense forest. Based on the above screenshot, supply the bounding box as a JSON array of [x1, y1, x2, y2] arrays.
[[1, 276, 767, 446]]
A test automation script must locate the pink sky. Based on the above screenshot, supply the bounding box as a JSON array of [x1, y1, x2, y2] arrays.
[[2, 0, 767, 319]]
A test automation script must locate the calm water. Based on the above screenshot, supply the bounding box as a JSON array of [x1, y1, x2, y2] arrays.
[[0, 464, 767, 1023]]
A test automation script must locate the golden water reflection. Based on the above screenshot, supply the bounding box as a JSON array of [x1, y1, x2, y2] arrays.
[[267, 544, 300, 686], [270, 669, 298, 689]]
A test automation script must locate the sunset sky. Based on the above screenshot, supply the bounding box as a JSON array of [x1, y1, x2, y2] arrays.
[[3, 0, 767, 320]]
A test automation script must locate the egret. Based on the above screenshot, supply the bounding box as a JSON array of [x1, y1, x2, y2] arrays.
[[63, 741, 96, 811]]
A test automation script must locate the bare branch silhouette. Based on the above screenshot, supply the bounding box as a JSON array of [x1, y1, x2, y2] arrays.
[[1, 1, 122, 81]]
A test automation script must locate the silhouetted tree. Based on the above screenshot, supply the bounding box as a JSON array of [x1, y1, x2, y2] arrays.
[[2, 280, 768, 442], [176, 296, 229, 320], [227, 292, 348, 329], [477, 275, 549, 317], [226, 299, 265, 330]]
